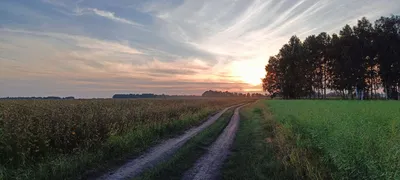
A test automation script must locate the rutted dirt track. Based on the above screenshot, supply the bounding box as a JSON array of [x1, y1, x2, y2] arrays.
[[182, 104, 247, 180], [97, 105, 238, 180]]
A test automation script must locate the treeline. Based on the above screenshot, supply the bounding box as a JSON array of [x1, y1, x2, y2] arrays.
[[113, 93, 160, 99], [263, 15, 400, 99], [0, 96, 75, 100], [202, 90, 265, 97], [112, 93, 198, 99]]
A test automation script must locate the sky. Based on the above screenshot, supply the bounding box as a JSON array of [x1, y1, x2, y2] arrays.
[[1, 0, 399, 98]]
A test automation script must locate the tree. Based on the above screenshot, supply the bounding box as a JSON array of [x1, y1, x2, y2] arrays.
[[262, 56, 281, 96], [338, 24, 360, 99], [303, 33, 332, 99], [279, 36, 308, 98], [262, 16, 400, 100], [374, 15, 400, 99], [353, 17, 375, 99], [327, 33, 348, 98], [303, 35, 319, 98], [263, 36, 309, 99], [316, 32, 331, 99]]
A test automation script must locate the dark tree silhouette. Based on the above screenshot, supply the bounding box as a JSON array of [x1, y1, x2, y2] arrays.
[[263, 15, 400, 100], [0, 96, 74, 100], [201, 90, 264, 97]]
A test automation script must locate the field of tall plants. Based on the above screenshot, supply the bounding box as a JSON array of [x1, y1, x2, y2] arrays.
[[0, 98, 250, 180], [266, 100, 400, 179]]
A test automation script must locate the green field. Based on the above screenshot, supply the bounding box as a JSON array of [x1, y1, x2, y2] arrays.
[[225, 100, 400, 180], [267, 100, 400, 179]]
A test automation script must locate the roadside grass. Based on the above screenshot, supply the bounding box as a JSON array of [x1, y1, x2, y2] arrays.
[[222, 101, 298, 180], [267, 100, 400, 180], [135, 107, 235, 180], [0, 99, 250, 180]]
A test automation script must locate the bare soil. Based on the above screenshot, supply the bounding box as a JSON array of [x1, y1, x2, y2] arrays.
[[182, 104, 247, 180]]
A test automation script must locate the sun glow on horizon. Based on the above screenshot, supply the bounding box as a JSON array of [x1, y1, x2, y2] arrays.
[[230, 59, 266, 86]]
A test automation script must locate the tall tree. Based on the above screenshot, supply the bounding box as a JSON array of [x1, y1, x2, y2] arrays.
[[353, 17, 375, 99], [278, 36, 308, 99], [327, 33, 348, 98], [303, 35, 320, 98], [316, 32, 331, 98], [375, 15, 400, 99], [263, 56, 281, 96], [339, 24, 359, 99]]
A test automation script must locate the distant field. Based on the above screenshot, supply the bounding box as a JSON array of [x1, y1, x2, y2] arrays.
[[266, 100, 400, 179], [0, 98, 250, 180]]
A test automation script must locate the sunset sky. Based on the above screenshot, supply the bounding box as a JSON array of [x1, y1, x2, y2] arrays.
[[1, 0, 399, 98]]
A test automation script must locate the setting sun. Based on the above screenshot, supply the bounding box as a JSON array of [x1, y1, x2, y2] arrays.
[[230, 59, 266, 86]]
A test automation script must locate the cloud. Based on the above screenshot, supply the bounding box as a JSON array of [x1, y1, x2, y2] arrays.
[[145, 0, 400, 58], [0, 28, 241, 97], [41, 0, 67, 7], [74, 7, 143, 27], [0, 28, 145, 80], [0, 28, 142, 55], [1, 0, 400, 97]]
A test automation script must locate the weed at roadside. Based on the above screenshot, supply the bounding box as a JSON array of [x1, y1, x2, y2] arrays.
[[222, 101, 297, 180]]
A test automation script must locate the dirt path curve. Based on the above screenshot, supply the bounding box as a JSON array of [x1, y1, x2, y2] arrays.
[[182, 104, 247, 180], [97, 105, 239, 180]]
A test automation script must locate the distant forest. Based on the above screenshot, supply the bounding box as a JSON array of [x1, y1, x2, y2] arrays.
[[0, 96, 75, 100], [263, 15, 400, 100], [113, 93, 161, 99], [1, 92, 265, 100], [112, 91, 266, 99], [201, 90, 265, 97], [112, 93, 198, 99]]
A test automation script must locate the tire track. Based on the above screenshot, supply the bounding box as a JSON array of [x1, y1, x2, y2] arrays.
[[182, 104, 247, 180], [97, 105, 238, 180]]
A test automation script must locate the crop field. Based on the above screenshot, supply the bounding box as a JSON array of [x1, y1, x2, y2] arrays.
[[266, 100, 400, 179], [0, 98, 250, 180], [222, 100, 400, 180]]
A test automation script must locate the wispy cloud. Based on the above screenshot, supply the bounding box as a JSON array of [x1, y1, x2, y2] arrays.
[[1, 0, 400, 97], [0, 28, 143, 55], [41, 0, 67, 7], [74, 7, 143, 27], [0, 28, 238, 97]]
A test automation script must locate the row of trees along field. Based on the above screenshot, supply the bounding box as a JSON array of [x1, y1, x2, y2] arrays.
[[262, 15, 400, 100], [201, 90, 265, 97], [0, 96, 75, 100]]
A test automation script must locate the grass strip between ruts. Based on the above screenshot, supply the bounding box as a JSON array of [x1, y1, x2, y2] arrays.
[[135, 108, 235, 180], [222, 101, 297, 180]]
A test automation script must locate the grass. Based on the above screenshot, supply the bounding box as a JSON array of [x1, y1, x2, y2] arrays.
[[135, 107, 235, 180], [266, 100, 400, 180], [222, 101, 296, 180], [0, 98, 251, 180]]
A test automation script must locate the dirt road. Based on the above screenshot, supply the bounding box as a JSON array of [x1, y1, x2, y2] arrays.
[[97, 105, 237, 180], [182, 104, 247, 180]]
